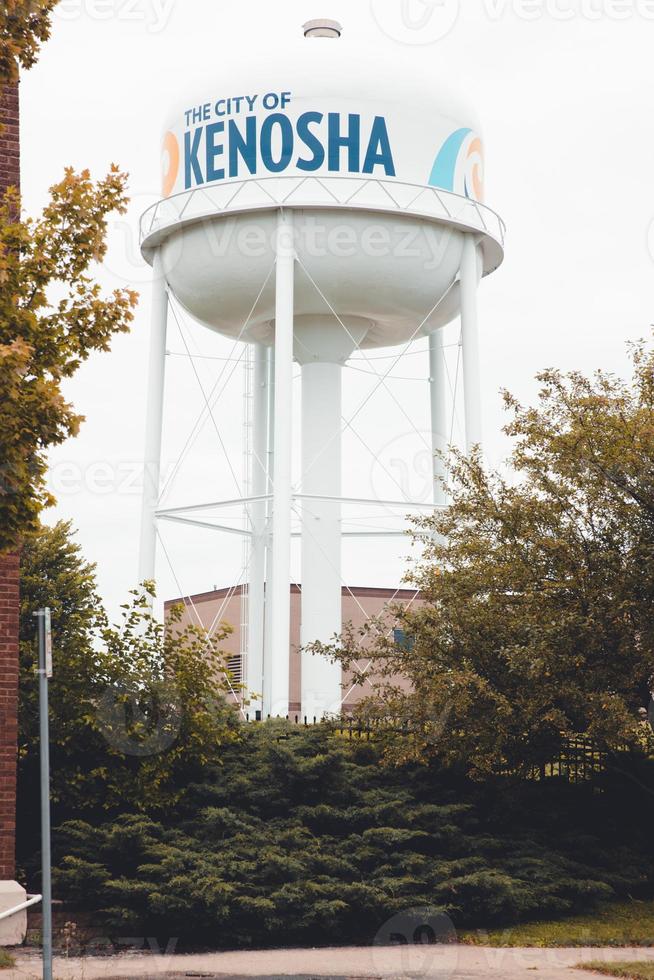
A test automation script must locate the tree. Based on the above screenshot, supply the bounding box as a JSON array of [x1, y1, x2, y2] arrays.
[[1, 1, 58, 87], [18, 521, 102, 800], [1, 1, 137, 551], [0, 170, 138, 551], [18, 522, 240, 855], [313, 343, 654, 775]]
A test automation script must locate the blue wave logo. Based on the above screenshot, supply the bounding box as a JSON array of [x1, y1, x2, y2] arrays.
[[429, 127, 484, 202]]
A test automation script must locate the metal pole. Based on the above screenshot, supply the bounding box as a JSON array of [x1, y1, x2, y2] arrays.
[[300, 360, 342, 719], [138, 250, 169, 587], [266, 211, 294, 717], [246, 343, 268, 715], [428, 330, 448, 507], [36, 610, 52, 980], [460, 235, 483, 454], [262, 346, 275, 719]]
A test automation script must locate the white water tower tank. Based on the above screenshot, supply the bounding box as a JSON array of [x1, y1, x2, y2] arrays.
[[139, 19, 505, 720]]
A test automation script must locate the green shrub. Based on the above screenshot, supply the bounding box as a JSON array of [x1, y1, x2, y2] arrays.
[[50, 724, 654, 949]]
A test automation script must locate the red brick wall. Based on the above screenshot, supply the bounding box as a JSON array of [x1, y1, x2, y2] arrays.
[[0, 554, 19, 880], [0, 81, 20, 195], [0, 78, 21, 881]]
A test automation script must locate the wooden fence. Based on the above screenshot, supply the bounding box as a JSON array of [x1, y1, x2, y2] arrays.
[[244, 713, 654, 784]]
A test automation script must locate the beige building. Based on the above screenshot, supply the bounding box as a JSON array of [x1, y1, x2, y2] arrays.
[[165, 585, 419, 718]]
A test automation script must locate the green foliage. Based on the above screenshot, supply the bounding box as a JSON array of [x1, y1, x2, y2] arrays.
[[464, 898, 654, 947], [313, 345, 654, 775], [21, 524, 654, 947], [0, 950, 14, 970], [580, 963, 654, 978], [0, 1, 58, 86], [0, 2, 136, 548], [51, 724, 654, 950], [18, 522, 240, 866], [19, 520, 103, 761], [0, 169, 137, 550]]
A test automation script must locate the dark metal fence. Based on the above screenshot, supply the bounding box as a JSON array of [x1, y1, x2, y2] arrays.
[[528, 731, 654, 783], [244, 712, 410, 738], [526, 737, 610, 782], [244, 713, 654, 783]]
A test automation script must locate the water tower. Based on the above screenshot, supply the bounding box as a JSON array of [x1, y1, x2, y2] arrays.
[[138, 19, 505, 720]]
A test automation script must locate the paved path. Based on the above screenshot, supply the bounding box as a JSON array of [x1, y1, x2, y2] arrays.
[[7, 944, 654, 980]]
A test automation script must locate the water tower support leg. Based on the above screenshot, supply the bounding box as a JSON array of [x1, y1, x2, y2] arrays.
[[266, 212, 294, 718], [138, 251, 168, 589], [429, 330, 448, 507], [263, 347, 275, 716], [460, 235, 483, 455], [300, 361, 343, 721], [246, 344, 268, 716]]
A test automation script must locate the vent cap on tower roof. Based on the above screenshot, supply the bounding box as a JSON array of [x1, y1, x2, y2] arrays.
[[303, 18, 342, 37]]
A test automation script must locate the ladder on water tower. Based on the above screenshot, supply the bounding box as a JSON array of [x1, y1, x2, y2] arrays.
[[236, 345, 254, 696]]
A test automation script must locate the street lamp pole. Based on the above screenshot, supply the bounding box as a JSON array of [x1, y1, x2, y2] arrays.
[[34, 609, 52, 980]]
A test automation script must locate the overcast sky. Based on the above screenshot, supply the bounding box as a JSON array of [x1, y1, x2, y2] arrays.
[[21, 0, 654, 620]]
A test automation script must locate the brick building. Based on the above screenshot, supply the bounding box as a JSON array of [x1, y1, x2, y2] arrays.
[[0, 84, 20, 194], [0, 76, 26, 942], [165, 584, 418, 718]]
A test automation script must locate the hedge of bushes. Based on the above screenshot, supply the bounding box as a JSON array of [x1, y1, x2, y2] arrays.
[[48, 723, 654, 950]]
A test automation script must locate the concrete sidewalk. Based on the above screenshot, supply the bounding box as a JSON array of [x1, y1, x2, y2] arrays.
[[6, 944, 654, 980]]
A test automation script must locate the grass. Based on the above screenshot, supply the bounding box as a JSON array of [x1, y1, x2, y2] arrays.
[[460, 900, 654, 947], [0, 950, 15, 969], [578, 964, 654, 978]]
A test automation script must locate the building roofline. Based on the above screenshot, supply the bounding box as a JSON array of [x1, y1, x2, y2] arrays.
[[164, 584, 421, 608]]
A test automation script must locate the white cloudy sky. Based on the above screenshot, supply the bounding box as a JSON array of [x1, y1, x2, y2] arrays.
[[21, 0, 654, 619]]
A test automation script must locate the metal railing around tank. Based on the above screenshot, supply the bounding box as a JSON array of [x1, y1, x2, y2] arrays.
[[139, 174, 506, 274]]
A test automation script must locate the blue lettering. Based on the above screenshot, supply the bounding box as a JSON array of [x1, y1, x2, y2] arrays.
[[328, 113, 360, 173], [182, 110, 396, 187], [296, 111, 325, 172], [184, 128, 204, 189], [260, 113, 294, 173], [206, 121, 225, 182], [363, 116, 396, 176], [229, 116, 257, 177]]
